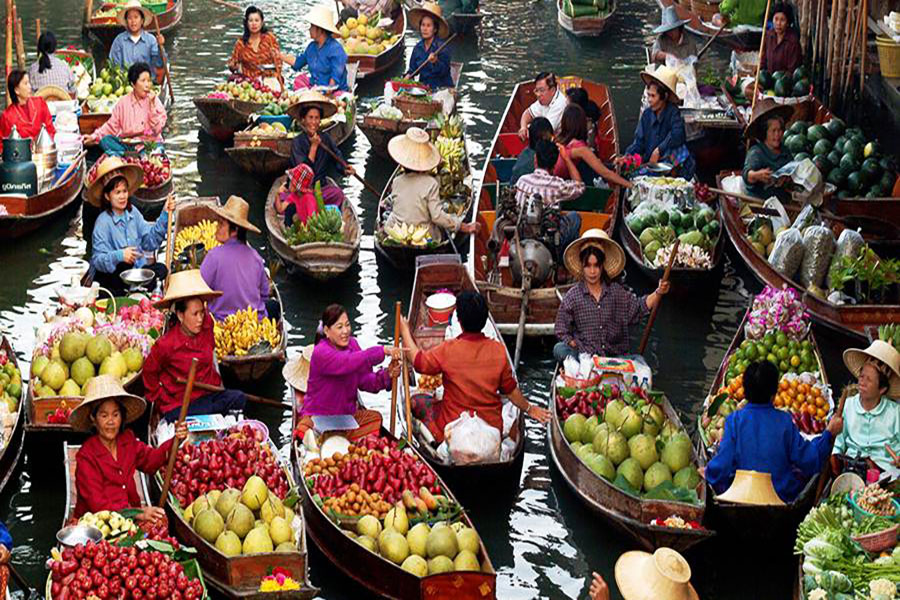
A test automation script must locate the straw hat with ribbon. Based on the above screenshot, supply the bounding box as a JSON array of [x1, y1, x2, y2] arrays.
[[640, 65, 682, 106], [35, 85, 71, 102], [287, 89, 339, 122], [563, 228, 626, 280], [116, 0, 154, 28], [409, 2, 451, 39], [717, 469, 785, 505], [85, 156, 144, 207], [307, 5, 340, 35], [154, 269, 222, 310], [388, 127, 441, 172], [745, 97, 794, 142], [68, 375, 147, 432], [614, 547, 699, 600], [282, 345, 315, 393], [653, 6, 691, 34], [843, 340, 900, 399], [211, 195, 262, 234]]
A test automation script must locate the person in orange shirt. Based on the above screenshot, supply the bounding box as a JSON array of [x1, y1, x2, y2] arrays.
[[399, 291, 550, 445]]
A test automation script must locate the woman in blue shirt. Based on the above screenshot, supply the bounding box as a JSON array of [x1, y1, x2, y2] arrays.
[[279, 6, 348, 91], [406, 3, 453, 90], [88, 157, 173, 296], [705, 360, 842, 503], [620, 66, 696, 180]]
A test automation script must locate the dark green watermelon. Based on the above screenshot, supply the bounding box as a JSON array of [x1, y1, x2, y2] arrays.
[[813, 154, 832, 175], [861, 158, 882, 181], [839, 152, 860, 174], [773, 78, 791, 97], [834, 137, 847, 154], [789, 120, 808, 136], [847, 126, 864, 137], [827, 168, 847, 188], [793, 65, 809, 81], [795, 152, 810, 162], [881, 171, 898, 191], [808, 125, 829, 143], [793, 79, 810, 97], [866, 189, 879, 198], [827, 150, 843, 167], [825, 117, 845, 138], [836, 189, 851, 199], [813, 139, 833, 156], [785, 134, 808, 154], [773, 70, 788, 80], [868, 184, 885, 197], [758, 70, 773, 90], [846, 171, 864, 193], [843, 140, 862, 160]]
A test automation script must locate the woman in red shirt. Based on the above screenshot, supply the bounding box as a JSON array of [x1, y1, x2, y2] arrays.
[[0, 70, 55, 139], [69, 375, 187, 521]]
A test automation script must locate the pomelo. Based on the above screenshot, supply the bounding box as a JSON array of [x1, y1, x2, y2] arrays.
[[617, 457, 643, 491], [627, 434, 658, 470], [643, 462, 673, 492]]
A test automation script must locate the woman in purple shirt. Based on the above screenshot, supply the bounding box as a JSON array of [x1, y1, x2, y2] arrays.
[[200, 196, 276, 321]]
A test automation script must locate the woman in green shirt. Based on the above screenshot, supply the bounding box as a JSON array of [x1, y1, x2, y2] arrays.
[[832, 341, 900, 477], [742, 99, 794, 201]]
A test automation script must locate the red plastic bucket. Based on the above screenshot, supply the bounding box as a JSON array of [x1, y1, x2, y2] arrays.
[[425, 292, 456, 326]]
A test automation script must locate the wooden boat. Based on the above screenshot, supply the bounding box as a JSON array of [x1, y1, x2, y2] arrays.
[[448, 11, 483, 34], [717, 171, 900, 339], [194, 97, 266, 143], [557, 0, 616, 37], [84, 0, 184, 51], [398, 254, 525, 474], [548, 372, 714, 552], [0, 337, 25, 497], [342, 8, 406, 79], [467, 76, 620, 337], [291, 401, 498, 599], [0, 158, 85, 239], [618, 198, 725, 281], [264, 176, 361, 279], [656, 0, 761, 51], [357, 62, 463, 161], [171, 198, 287, 383]]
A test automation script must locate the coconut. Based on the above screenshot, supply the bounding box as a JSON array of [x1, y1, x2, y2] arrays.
[[226, 504, 255, 539], [426, 524, 458, 559], [60, 332, 88, 363], [122, 347, 143, 373], [31, 355, 49, 378], [563, 413, 587, 443], [60, 379, 82, 397], [215, 488, 242, 520], [401, 555, 428, 577], [356, 535, 377, 553], [39, 360, 66, 391], [269, 516, 293, 545], [242, 475, 268, 511], [214, 531, 242, 557], [581, 415, 601, 445], [674, 465, 701, 490], [456, 527, 480, 555], [627, 434, 659, 470], [661, 432, 693, 473], [243, 526, 274, 554], [379, 530, 410, 565], [384, 504, 409, 535], [586, 453, 616, 482], [193, 509, 225, 544], [643, 462, 673, 492], [619, 406, 642, 439], [605, 431, 629, 466], [357, 514, 382, 539], [617, 458, 644, 491], [604, 400, 625, 429], [428, 555, 454, 574], [70, 357, 96, 387], [407, 522, 430, 557], [86, 335, 112, 366]]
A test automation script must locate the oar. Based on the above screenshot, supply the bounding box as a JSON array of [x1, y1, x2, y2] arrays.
[[175, 378, 289, 408], [408, 34, 457, 79], [512, 232, 531, 370], [58, 150, 87, 184], [153, 14, 175, 104], [709, 186, 858, 226], [696, 23, 727, 60], [402, 340, 413, 444], [637, 239, 679, 356], [815, 384, 853, 499], [163, 193, 175, 287], [389, 301, 401, 436], [158, 358, 197, 508], [315, 141, 381, 196]]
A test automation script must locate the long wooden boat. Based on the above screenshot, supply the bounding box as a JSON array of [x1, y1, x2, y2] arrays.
[[656, 0, 761, 50], [194, 97, 266, 143], [0, 157, 85, 239], [717, 171, 900, 339], [548, 372, 714, 552], [291, 400, 498, 599], [398, 254, 525, 475], [264, 175, 361, 279], [341, 8, 406, 79], [84, 0, 184, 51], [0, 337, 25, 496], [357, 62, 463, 161], [467, 76, 620, 337], [557, 0, 616, 36]]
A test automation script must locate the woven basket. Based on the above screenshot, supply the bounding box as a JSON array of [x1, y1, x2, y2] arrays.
[[691, 0, 720, 21], [852, 524, 899, 553], [393, 95, 442, 120], [562, 374, 602, 390], [876, 37, 900, 78]]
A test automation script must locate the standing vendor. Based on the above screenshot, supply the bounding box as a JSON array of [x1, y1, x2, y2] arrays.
[[406, 3, 454, 90], [554, 229, 669, 362], [742, 98, 794, 201], [279, 6, 349, 91], [108, 0, 165, 70], [228, 6, 282, 83], [518, 72, 567, 138], [760, 3, 803, 73], [142, 270, 247, 422], [651, 6, 699, 64], [399, 291, 550, 446]]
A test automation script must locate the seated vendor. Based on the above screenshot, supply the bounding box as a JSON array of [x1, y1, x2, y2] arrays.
[[28, 32, 76, 96], [510, 117, 553, 186], [70, 375, 188, 520], [384, 128, 479, 241], [555, 104, 633, 190], [85, 62, 166, 155], [199, 196, 276, 321], [399, 291, 550, 445], [288, 91, 352, 207], [705, 361, 842, 503], [143, 270, 247, 422], [279, 5, 348, 91], [109, 0, 166, 70], [832, 341, 900, 477], [0, 70, 55, 140], [275, 163, 317, 227], [760, 3, 802, 74], [651, 7, 699, 64], [406, 3, 454, 90], [554, 230, 668, 362], [228, 6, 282, 84], [88, 157, 173, 296], [518, 72, 567, 138], [742, 98, 794, 201]]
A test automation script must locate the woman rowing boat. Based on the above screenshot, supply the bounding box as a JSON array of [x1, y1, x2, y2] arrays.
[[406, 2, 454, 91]]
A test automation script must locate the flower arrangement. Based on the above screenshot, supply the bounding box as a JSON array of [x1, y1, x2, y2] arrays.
[[259, 568, 302, 592], [744, 285, 809, 341], [619, 153, 643, 178]]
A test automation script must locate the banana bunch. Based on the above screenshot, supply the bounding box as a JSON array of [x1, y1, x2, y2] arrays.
[[878, 324, 900, 349], [436, 135, 466, 197], [384, 222, 432, 246], [79, 510, 138, 540], [174, 219, 221, 255], [436, 114, 462, 139], [286, 207, 343, 245], [214, 306, 281, 356]]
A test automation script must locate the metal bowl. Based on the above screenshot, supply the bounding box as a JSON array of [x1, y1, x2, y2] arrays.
[[120, 268, 155, 287], [56, 524, 103, 547]]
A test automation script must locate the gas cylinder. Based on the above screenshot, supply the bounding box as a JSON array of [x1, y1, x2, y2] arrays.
[[0, 126, 37, 197]]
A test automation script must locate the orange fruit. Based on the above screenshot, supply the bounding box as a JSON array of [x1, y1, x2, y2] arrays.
[[797, 394, 806, 404], [816, 408, 827, 419], [807, 404, 817, 415]]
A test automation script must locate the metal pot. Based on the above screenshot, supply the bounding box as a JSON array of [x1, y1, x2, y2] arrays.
[[120, 268, 156, 291], [56, 525, 103, 547]]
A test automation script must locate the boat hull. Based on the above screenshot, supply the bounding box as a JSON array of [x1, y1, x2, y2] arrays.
[[557, 0, 616, 36], [0, 159, 85, 239]]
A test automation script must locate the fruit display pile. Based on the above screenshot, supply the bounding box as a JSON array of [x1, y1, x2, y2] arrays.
[[0, 351, 21, 448], [213, 306, 281, 357], [124, 154, 172, 188], [116, 298, 165, 335], [48, 541, 205, 600], [173, 220, 220, 255], [181, 478, 300, 556], [169, 424, 290, 508], [757, 66, 811, 98], [435, 115, 467, 198], [210, 76, 282, 105], [774, 373, 831, 433], [285, 184, 344, 245], [244, 122, 289, 138], [78, 510, 139, 540], [85, 65, 131, 112], [336, 13, 401, 56], [782, 116, 897, 198], [878, 324, 900, 349], [555, 384, 617, 422]]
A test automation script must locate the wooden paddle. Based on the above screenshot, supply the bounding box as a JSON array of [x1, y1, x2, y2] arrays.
[[315, 141, 381, 196], [696, 23, 727, 60], [749, 0, 774, 114], [408, 34, 457, 79], [153, 14, 175, 103], [163, 193, 175, 286], [708, 185, 861, 226], [389, 301, 401, 436], [158, 358, 197, 508], [402, 340, 413, 444], [637, 239, 679, 356], [175, 378, 289, 408], [815, 384, 853, 499]]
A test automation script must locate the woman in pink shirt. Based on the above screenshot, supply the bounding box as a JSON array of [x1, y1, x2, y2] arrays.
[[86, 62, 166, 155], [553, 104, 631, 190]]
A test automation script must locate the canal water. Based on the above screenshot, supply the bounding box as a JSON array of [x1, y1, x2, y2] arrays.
[[0, 0, 862, 597]]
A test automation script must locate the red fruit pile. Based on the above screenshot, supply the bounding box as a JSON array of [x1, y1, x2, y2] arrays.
[[693, 181, 712, 203], [140, 516, 180, 548], [125, 154, 171, 188], [170, 425, 289, 507], [556, 384, 621, 421], [49, 541, 204, 600], [48, 405, 73, 424]]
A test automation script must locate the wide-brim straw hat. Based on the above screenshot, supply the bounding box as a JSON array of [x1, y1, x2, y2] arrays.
[[116, 0, 154, 28], [36, 85, 72, 102], [210, 195, 262, 234], [746, 98, 794, 142], [282, 345, 315, 393], [85, 156, 144, 207], [388, 127, 441, 172], [614, 548, 699, 600], [68, 375, 147, 432], [563, 228, 626, 280], [409, 2, 451, 39], [843, 340, 900, 398], [717, 469, 785, 505], [640, 65, 683, 106], [653, 6, 691, 34], [154, 269, 222, 310], [307, 5, 340, 35], [287, 89, 339, 121]]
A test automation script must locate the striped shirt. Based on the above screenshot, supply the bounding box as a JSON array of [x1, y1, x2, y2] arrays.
[[515, 168, 585, 209], [555, 281, 649, 357], [28, 56, 76, 94]]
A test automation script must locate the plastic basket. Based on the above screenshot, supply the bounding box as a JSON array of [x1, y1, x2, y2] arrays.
[[849, 490, 900, 521], [256, 114, 292, 128], [876, 37, 900, 79], [143, 0, 168, 14]]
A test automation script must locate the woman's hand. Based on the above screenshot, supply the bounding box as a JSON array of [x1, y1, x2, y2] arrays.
[[309, 132, 320, 147], [656, 280, 670, 295], [279, 52, 296, 66], [387, 360, 402, 379], [174, 421, 189, 442], [518, 126, 528, 141], [459, 221, 481, 234], [427, 52, 438, 64], [0, 544, 10, 565], [826, 415, 844, 437], [345, 165, 355, 177], [164, 194, 176, 213], [138, 506, 166, 522], [383, 346, 403, 360], [589, 572, 610, 600], [751, 168, 774, 185], [122, 247, 138, 264], [526, 403, 551, 424], [649, 147, 661, 164], [698, 466, 706, 479]]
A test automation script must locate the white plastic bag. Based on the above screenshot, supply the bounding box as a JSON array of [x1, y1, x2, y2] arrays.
[[444, 411, 501, 465], [502, 403, 519, 437], [500, 438, 517, 462]]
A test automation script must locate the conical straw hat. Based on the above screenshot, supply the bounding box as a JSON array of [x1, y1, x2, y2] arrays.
[[563, 228, 626, 279], [614, 547, 699, 600], [282, 345, 315, 393], [746, 97, 794, 142], [287, 89, 338, 121], [717, 469, 785, 505], [409, 2, 451, 39], [154, 269, 222, 310], [307, 5, 340, 35], [68, 375, 147, 432], [210, 195, 261, 234], [388, 127, 441, 172], [85, 156, 144, 207], [640, 65, 683, 105], [843, 340, 900, 398], [116, 0, 154, 28]]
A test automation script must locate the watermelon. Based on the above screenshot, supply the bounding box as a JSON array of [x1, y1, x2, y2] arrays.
[[861, 157, 882, 181], [827, 168, 847, 187], [846, 171, 864, 193], [773, 78, 791, 97], [866, 189, 879, 198], [703, 220, 721, 238], [847, 126, 864, 138], [813, 154, 832, 175], [785, 134, 808, 154], [773, 70, 788, 81], [807, 125, 829, 143], [825, 118, 846, 138], [788, 120, 807, 136], [793, 65, 809, 81], [843, 140, 862, 160], [758, 70, 773, 90], [827, 150, 843, 168], [656, 210, 669, 226], [793, 79, 810, 97], [834, 137, 847, 154], [880, 171, 897, 191], [868, 184, 885, 197], [795, 152, 810, 162], [812, 139, 833, 156], [839, 152, 859, 174], [836, 190, 851, 199]]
